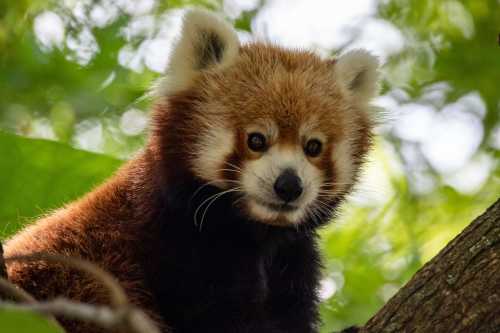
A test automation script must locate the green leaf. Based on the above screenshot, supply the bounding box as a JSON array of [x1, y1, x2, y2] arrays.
[[0, 131, 121, 237], [50, 102, 76, 142], [0, 309, 64, 333]]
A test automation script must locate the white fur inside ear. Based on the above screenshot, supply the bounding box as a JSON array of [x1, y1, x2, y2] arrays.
[[158, 9, 240, 95], [334, 50, 380, 105]]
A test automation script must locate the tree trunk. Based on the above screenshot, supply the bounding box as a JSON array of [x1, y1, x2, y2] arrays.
[[353, 198, 500, 333]]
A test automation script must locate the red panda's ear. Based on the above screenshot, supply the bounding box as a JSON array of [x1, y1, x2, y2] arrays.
[[333, 50, 380, 106], [158, 9, 240, 96]]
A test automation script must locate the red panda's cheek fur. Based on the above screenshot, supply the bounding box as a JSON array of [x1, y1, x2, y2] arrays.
[[220, 130, 247, 184], [329, 109, 375, 197], [150, 89, 213, 184], [150, 89, 242, 188], [349, 111, 374, 183]]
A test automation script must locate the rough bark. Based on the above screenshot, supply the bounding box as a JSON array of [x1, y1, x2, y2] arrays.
[[354, 198, 500, 333]]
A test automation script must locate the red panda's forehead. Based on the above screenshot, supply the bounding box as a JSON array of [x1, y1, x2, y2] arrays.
[[201, 44, 347, 139]]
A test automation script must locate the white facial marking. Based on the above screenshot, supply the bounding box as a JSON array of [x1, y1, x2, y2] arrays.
[[299, 116, 326, 142], [246, 122, 279, 143], [242, 145, 322, 224], [192, 124, 234, 186], [249, 200, 280, 221]]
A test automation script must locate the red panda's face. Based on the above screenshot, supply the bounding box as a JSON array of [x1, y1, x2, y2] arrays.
[[155, 10, 379, 227]]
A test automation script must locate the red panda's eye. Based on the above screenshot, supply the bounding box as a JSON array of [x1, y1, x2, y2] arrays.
[[304, 139, 322, 157], [248, 132, 267, 152]]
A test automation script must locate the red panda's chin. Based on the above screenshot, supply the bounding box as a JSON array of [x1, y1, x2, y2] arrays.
[[245, 197, 305, 227]]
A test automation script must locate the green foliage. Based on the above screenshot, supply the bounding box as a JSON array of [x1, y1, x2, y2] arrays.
[[380, 0, 500, 132], [0, 131, 120, 237], [0, 309, 63, 333]]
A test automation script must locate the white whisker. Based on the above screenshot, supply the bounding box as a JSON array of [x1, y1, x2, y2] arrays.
[[194, 187, 242, 231], [190, 179, 239, 203]]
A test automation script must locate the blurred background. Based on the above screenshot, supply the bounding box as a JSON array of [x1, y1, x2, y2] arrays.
[[0, 0, 499, 331]]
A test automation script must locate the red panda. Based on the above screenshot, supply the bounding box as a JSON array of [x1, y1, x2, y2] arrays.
[[4, 9, 380, 333]]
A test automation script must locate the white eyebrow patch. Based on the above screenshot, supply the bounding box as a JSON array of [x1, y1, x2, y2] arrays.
[[246, 120, 279, 142], [299, 117, 326, 142]]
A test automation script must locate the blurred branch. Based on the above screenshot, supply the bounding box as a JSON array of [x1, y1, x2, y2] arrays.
[[0, 298, 122, 330], [4, 253, 128, 308], [0, 243, 64, 331], [0, 277, 67, 332], [0, 278, 36, 303], [0, 242, 34, 302], [1, 251, 161, 333]]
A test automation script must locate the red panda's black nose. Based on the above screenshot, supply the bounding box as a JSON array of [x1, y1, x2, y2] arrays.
[[274, 169, 303, 203]]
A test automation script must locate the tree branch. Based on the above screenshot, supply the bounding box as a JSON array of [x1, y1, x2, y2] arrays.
[[0, 298, 119, 329], [4, 253, 128, 308], [0, 278, 36, 303], [0, 251, 161, 333], [0, 297, 161, 333], [351, 198, 500, 333]]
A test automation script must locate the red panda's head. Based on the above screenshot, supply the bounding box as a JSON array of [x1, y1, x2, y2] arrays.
[[152, 10, 380, 227]]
